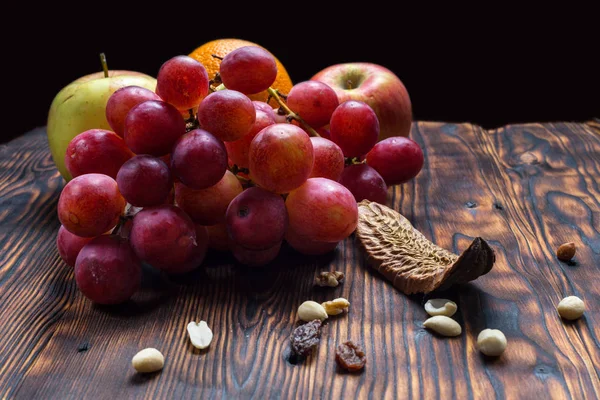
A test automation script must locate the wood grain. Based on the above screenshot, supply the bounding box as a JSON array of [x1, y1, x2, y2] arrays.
[[0, 123, 598, 399]]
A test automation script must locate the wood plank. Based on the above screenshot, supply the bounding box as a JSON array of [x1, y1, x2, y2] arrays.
[[0, 123, 598, 399]]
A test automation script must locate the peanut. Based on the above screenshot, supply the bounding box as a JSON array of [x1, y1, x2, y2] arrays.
[[556, 242, 576, 262], [557, 296, 585, 320], [423, 316, 462, 337], [187, 321, 213, 350], [424, 299, 457, 317], [298, 301, 328, 322], [477, 329, 507, 356], [131, 348, 164, 373]]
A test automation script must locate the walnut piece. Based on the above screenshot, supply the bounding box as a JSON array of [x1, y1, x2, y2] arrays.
[[315, 271, 345, 287], [355, 200, 495, 294], [321, 298, 350, 316]]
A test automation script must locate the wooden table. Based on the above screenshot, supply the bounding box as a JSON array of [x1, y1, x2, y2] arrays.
[[1, 122, 598, 399]]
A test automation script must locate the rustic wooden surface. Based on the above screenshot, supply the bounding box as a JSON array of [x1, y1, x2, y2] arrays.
[[0, 122, 598, 399]]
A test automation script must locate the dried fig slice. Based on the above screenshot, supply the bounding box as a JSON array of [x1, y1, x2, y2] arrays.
[[356, 200, 495, 294]]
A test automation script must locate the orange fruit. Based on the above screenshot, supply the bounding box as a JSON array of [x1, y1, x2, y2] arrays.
[[189, 38, 293, 108]]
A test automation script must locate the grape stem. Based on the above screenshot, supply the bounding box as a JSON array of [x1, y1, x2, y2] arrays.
[[99, 53, 109, 78], [266, 87, 321, 137]]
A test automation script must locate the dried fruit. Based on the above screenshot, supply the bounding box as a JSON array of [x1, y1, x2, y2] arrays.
[[290, 319, 322, 357], [335, 341, 366, 372], [423, 316, 462, 337], [424, 298, 457, 317], [131, 348, 164, 373], [187, 320, 213, 349], [557, 296, 585, 320], [477, 329, 507, 356], [556, 242, 576, 262], [356, 200, 495, 294], [315, 271, 345, 287], [298, 301, 328, 322], [321, 298, 350, 316]]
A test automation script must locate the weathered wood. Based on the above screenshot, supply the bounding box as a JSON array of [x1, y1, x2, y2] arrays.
[[0, 123, 598, 399]]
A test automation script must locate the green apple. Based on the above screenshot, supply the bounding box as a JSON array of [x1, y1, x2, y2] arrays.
[[47, 70, 157, 181]]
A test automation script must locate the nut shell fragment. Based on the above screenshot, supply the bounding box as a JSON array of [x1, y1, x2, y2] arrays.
[[356, 200, 495, 294]]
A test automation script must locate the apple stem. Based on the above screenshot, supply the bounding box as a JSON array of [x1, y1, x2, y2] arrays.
[[99, 53, 109, 78], [266, 87, 321, 137]]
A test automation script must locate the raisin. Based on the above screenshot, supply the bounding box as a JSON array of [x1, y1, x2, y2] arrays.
[[290, 319, 322, 357], [335, 340, 366, 372]]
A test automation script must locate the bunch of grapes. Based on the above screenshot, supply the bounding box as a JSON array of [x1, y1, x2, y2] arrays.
[[56, 46, 424, 305]]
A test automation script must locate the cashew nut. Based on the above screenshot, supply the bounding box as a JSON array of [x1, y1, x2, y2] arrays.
[[131, 348, 164, 373], [423, 316, 462, 337], [477, 329, 507, 356]]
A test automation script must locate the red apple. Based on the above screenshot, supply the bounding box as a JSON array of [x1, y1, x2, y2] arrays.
[[311, 62, 412, 140]]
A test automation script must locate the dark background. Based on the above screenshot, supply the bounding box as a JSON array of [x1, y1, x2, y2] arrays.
[[4, 8, 598, 144]]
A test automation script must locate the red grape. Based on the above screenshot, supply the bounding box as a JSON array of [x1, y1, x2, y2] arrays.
[[58, 173, 126, 237], [116, 155, 172, 207], [106, 86, 161, 137], [56, 225, 93, 267], [309, 137, 344, 181], [124, 100, 186, 156], [129, 205, 197, 272], [231, 241, 282, 267], [156, 55, 209, 111], [285, 226, 339, 256], [65, 129, 134, 179], [252, 101, 276, 119], [249, 123, 314, 194], [285, 178, 358, 243], [286, 81, 339, 128], [197, 90, 256, 142], [170, 224, 209, 274], [226, 187, 287, 250], [330, 100, 379, 157], [74, 235, 141, 304], [219, 46, 277, 95], [174, 171, 243, 225], [171, 129, 228, 189], [339, 163, 388, 204], [225, 110, 275, 169], [366, 137, 424, 185]]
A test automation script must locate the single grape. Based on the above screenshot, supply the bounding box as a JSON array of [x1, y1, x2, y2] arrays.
[[174, 171, 243, 225], [339, 163, 388, 204], [366, 137, 424, 185], [285, 178, 358, 243], [156, 55, 209, 111], [330, 100, 380, 157], [129, 205, 197, 273], [56, 225, 94, 267], [58, 173, 126, 237], [285, 226, 339, 256], [249, 123, 314, 194], [171, 129, 228, 189], [226, 187, 288, 250], [116, 155, 172, 207], [252, 101, 276, 119], [286, 81, 339, 128], [225, 110, 275, 169], [197, 90, 256, 142], [106, 86, 162, 137], [74, 235, 141, 304], [231, 241, 282, 267], [65, 129, 134, 179], [124, 100, 186, 156], [309, 137, 344, 181], [170, 224, 209, 274], [219, 46, 277, 95], [206, 223, 231, 252]]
